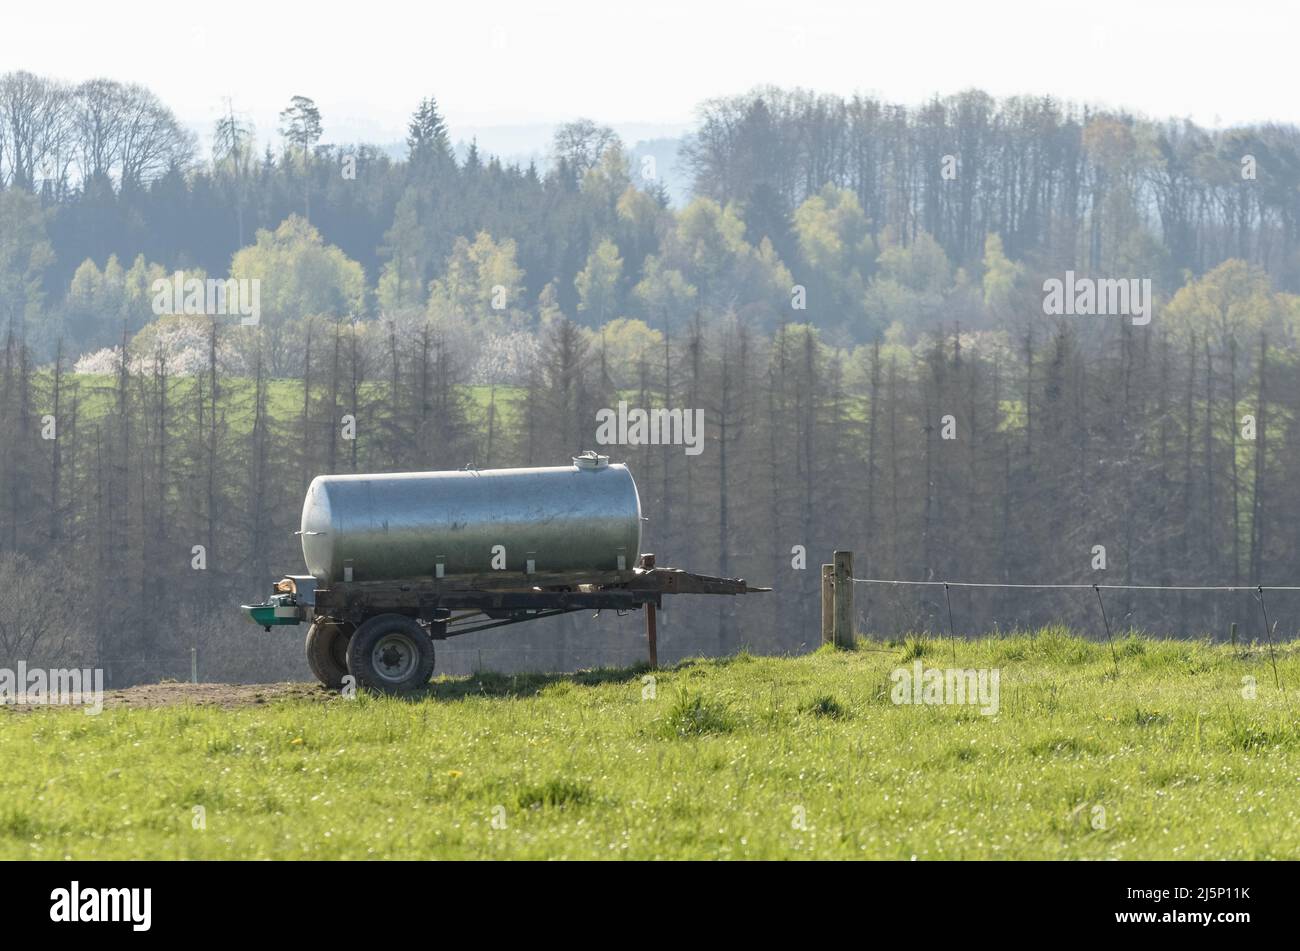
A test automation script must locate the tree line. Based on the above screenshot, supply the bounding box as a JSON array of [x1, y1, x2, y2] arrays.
[[4, 72, 1300, 681], [5, 73, 1300, 360], [685, 87, 1300, 290], [2, 254, 1299, 680]]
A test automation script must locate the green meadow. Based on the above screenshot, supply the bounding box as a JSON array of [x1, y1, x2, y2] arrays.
[[2, 630, 1297, 859]]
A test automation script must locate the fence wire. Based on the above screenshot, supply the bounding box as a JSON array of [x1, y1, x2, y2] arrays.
[[852, 579, 1300, 592]]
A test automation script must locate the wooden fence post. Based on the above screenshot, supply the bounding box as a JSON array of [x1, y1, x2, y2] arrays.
[[821, 564, 834, 645], [833, 550, 854, 648]]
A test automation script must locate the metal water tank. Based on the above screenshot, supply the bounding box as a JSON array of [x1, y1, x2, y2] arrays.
[[300, 455, 642, 584]]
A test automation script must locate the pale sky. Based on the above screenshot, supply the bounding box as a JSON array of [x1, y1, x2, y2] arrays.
[[5, 0, 1295, 149]]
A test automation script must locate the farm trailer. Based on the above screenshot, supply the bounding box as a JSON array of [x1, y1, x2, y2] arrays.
[[243, 453, 767, 694]]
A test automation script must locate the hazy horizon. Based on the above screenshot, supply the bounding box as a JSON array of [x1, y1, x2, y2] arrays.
[[6, 0, 1296, 158]]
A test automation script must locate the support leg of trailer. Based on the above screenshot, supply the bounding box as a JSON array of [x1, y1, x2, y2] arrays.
[[639, 552, 659, 668], [645, 603, 658, 668]]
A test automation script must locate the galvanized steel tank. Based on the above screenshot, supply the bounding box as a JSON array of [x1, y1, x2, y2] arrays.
[[300, 456, 642, 584]]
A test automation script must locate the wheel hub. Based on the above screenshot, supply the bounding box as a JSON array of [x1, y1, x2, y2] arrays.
[[372, 633, 417, 682]]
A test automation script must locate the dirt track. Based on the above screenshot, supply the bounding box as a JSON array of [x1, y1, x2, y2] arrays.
[[110, 681, 337, 709], [4, 681, 334, 712]]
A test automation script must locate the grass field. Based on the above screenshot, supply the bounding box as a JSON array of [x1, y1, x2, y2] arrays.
[[2, 629, 1298, 859]]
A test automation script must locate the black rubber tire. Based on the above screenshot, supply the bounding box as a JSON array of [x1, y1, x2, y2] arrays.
[[305, 620, 354, 689], [346, 614, 435, 695]]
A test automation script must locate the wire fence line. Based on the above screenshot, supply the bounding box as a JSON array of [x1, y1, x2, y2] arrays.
[[852, 578, 1300, 592], [34, 582, 1300, 688]]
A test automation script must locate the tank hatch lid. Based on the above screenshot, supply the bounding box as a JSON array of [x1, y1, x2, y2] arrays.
[[573, 451, 610, 470]]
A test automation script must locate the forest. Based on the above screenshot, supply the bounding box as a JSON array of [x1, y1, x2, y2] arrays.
[[3, 70, 1300, 682]]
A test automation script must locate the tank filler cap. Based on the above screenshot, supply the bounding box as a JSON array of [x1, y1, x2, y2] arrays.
[[573, 451, 610, 470]]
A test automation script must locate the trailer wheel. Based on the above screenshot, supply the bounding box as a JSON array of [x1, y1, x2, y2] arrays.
[[305, 620, 355, 689], [346, 614, 435, 695]]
